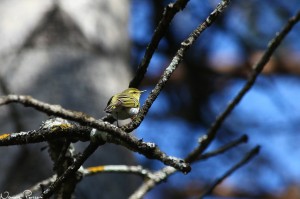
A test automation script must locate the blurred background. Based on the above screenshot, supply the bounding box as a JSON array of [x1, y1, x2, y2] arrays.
[[0, 0, 141, 198], [0, 0, 300, 198], [131, 0, 300, 199]]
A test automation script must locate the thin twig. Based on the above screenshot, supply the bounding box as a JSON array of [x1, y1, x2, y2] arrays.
[[0, 95, 96, 124], [199, 146, 260, 198], [185, 10, 300, 163], [198, 135, 248, 161], [124, 0, 231, 132], [129, 0, 190, 88], [129, 166, 176, 199]]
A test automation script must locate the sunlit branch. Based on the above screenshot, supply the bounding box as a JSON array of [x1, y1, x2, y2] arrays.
[[129, 166, 176, 199], [14, 165, 155, 198], [129, 0, 190, 88], [84, 165, 155, 179], [199, 146, 260, 198]]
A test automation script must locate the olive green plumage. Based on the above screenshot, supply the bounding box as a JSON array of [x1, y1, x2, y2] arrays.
[[104, 88, 145, 120]]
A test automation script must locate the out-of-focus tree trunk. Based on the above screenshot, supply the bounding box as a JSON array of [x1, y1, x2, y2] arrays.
[[0, 0, 140, 198]]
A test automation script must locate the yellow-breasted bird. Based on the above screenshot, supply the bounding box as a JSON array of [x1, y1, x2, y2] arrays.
[[104, 88, 145, 121]]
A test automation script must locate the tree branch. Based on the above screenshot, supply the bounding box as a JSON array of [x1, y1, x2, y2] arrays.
[[129, 134, 248, 199], [0, 118, 91, 146], [84, 165, 155, 179], [0, 116, 190, 173], [185, 10, 300, 163], [198, 135, 248, 161], [129, 1, 233, 197], [124, 0, 231, 132], [129, 9, 300, 197], [129, 0, 190, 88], [41, 142, 101, 198], [199, 146, 260, 198], [0, 95, 96, 124]]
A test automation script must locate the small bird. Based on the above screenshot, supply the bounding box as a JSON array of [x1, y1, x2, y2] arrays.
[[104, 88, 145, 122]]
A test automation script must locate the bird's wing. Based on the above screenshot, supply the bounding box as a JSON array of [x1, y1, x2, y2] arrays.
[[117, 94, 139, 108], [104, 96, 121, 113]]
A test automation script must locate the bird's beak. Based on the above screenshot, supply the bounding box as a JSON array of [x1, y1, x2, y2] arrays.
[[140, 90, 146, 93]]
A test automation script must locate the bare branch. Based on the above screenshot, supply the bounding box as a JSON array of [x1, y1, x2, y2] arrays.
[[199, 146, 260, 198], [185, 10, 300, 163], [198, 135, 248, 161], [2, 2, 298, 199], [41, 142, 101, 198], [124, 0, 231, 132], [129, 166, 176, 199], [84, 165, 155, 179], [47, 131, 78, 199], [129, 0, 190, 88], [0, 119, 91, 146], [129, 1, 232, 197], [0, 95, 96, 123], [41, 139, 189, 198], [0, 116, 190, 173], [129, 9, 300, 198], [129, 134, 248, 199], [14, 165, 155, 198]]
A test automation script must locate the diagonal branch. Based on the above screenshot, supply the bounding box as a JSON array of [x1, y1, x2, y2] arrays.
[[129, 166, 176, 199], [41, 142, 101, 198], [129, 0, 190, 88], [185, 10, 300, 163], [199, 146, 260, 198], [198, 135, 248, 161], [124, 0, 231, 132]]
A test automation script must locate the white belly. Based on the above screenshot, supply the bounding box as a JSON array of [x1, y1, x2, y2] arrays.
[[112, 107, 139, 120]]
